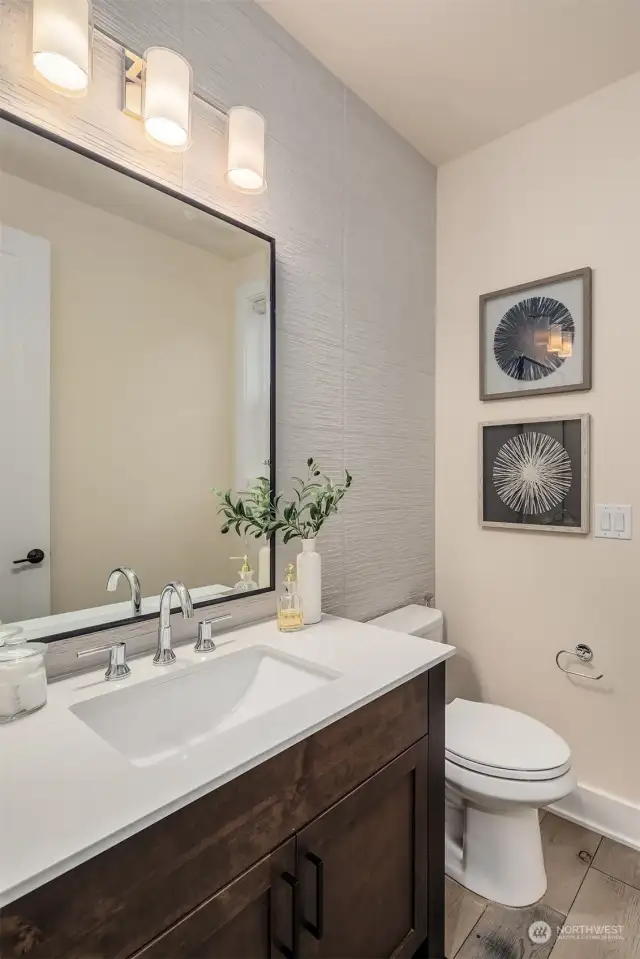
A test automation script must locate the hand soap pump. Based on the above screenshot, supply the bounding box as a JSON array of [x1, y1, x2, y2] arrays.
[[277, 564, 304, 632], [232, 555, 258, 593]]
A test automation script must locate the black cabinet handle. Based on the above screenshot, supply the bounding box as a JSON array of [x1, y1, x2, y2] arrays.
[[303, 852, 324, 941], [13, 549, 45, 566], [276, 871, 300, 959]]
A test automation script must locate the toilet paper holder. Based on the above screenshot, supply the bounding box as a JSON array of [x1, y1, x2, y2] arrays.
[[555, 644, 604, 681]]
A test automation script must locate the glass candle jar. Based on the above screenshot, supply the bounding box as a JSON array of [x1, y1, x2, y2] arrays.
[[0, 630, 48, 722]]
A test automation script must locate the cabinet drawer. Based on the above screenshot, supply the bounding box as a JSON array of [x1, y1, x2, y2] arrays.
[[1, 673, 428, 959]]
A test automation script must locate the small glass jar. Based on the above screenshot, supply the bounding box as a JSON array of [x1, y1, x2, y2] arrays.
[[232, 555, 258, 593], [0, 630, 48, 723]]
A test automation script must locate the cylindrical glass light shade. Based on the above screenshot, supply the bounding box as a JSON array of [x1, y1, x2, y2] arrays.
[[558, 330, 573, 359], [32, 0, 92, 95], [226, 107, 267, 194], [547, 325, 563, 354], [143, 47, 192, 151]]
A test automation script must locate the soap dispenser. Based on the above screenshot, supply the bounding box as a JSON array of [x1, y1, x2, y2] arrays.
[[277, 564, 304, 632], [232, 555, 258, 593]]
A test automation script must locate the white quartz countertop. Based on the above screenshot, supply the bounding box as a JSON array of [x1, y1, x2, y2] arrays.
[[0, 614, 454, 907]]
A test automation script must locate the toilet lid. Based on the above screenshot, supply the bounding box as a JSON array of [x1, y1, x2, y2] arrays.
[[445, 699, 571, 781]]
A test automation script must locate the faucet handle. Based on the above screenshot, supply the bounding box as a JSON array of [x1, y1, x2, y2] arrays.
[[77, 641, 131, 681], [194, 614, 232, 653]]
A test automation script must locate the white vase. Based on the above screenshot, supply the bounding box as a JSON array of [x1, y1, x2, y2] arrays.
[[258, 541, 271, 588], [297, 537, 321, 625]]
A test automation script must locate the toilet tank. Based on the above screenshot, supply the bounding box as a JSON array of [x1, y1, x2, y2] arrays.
[[369, 604, 443, 642]]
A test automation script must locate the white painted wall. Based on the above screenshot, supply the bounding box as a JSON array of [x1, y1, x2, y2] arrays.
[[0, 0, 437, 622], [436, 72, 640, 805]]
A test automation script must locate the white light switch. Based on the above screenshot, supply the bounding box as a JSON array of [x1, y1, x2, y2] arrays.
[[595, 504, 632, 539]]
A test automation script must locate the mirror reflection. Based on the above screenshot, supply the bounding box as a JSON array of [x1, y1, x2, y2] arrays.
[[0, 118, 274, 640]]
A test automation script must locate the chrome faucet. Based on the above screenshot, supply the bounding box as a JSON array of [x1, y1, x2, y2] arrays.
[[106, 567, 142, 616], [154, 581, 194, 666]]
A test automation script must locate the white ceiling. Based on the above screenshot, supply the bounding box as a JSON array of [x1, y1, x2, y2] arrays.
[[258, 0, 640, 165]]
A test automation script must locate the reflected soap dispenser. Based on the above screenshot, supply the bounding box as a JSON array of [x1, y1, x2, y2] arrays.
[[277, 564, 304, 632], [232, 555, 258, 593]]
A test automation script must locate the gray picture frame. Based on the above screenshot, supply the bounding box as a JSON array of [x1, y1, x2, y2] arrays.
[[479, 414, 590, 534], [479, 267, 592, 401]]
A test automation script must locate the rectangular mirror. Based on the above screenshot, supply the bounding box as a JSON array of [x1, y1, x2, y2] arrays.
[[0, 114, 275, 642]]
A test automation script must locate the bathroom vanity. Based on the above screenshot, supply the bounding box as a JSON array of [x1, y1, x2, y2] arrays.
[[0, 617, 454, 959]]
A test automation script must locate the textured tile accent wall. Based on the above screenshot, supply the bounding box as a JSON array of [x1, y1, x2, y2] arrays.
[[0, 0, 436, 622]]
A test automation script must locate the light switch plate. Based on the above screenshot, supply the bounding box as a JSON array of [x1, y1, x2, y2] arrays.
[[595, 504, 632, 539]]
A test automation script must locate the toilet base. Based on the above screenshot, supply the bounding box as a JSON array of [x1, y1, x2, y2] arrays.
[[446, 801, 547, 907]]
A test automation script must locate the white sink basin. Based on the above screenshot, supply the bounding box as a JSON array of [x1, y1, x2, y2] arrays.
[[71, 645, 339, 767]]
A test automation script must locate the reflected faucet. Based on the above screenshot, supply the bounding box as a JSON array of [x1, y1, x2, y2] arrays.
[[154, 581, 194, 666], [106, 567, 142, 616]]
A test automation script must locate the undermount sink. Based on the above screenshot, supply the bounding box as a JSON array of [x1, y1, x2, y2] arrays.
[[71, 645, 339, 767]]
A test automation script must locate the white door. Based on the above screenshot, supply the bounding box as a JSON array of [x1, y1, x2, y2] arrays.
[[0, 224, 51, 624], [235, 280, 271, 490]]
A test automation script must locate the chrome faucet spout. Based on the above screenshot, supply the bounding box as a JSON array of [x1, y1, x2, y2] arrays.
[[154, 581, 194, 666], [106, 567, 142, 615]]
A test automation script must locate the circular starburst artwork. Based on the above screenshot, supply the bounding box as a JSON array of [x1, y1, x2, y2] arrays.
[[493, 296, 575, 382], [493, 432, 572, 515]]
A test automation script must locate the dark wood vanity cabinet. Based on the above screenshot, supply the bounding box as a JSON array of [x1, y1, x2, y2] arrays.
[[2, 665, 445, 959], [295, 740, 428, 959], [132, 742, 428, 959]]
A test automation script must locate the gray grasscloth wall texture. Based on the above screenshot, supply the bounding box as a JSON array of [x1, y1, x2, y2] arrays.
[[0, 0, 436, 622]]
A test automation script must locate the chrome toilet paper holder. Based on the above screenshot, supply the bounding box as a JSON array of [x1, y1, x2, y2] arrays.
[[555, 644, 603, 681]]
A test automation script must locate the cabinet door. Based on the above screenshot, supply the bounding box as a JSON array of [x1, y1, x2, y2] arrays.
[[133, 839, 297, 959], [297, 739, 428, 959]]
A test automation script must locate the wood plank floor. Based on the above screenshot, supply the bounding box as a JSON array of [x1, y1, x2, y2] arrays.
[[593, 838, 640, 892], [540, 814, 602, 915], [454, 899, 563, 959], [445, 812, 640, 959]]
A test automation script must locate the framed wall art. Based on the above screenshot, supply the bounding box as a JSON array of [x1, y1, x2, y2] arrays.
[[480, 268, 592, 400], [480, 415, 590, 534]]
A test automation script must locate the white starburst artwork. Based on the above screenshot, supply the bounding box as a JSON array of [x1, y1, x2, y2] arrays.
[[493, 432, 572, 515]]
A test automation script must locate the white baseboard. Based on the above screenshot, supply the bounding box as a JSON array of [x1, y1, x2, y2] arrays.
[[549, 784, 640, 852]]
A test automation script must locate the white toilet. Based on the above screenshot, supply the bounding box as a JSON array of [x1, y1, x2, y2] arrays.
[[370, 604, 576, 908]]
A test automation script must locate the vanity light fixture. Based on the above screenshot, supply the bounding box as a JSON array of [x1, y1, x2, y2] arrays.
[[123, 46, 192, 151], [32, 0, 92, 95], [226, 106, 267, 194], [121, 47, 267, 191], [547, 324, 563, 355], [142, 47, 193, 151], [547, 324, 573, 358]]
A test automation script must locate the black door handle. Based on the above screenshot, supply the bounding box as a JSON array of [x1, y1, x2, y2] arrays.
[[13, 549, 45, 566], [303, 852, 324, 940], [276, 871, 300, 959]]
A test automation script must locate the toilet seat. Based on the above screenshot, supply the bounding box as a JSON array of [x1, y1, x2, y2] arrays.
[[445, 699, 571, 782]]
